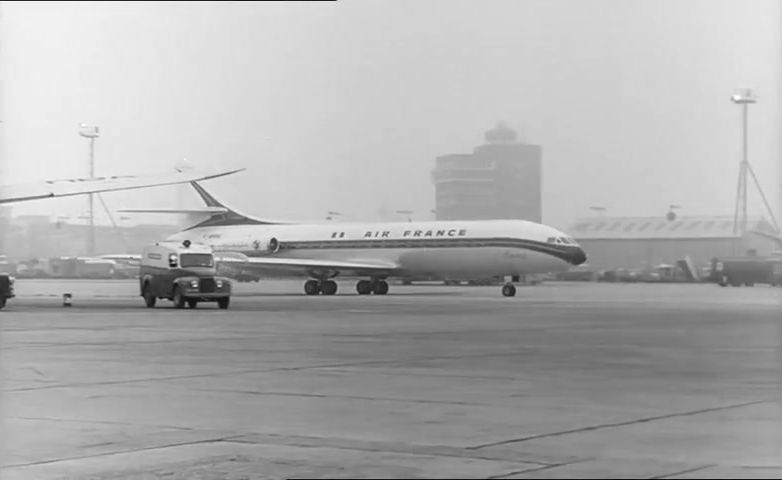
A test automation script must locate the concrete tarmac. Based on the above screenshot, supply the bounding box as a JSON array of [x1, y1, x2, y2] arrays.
[[1, 279, 780, 479]]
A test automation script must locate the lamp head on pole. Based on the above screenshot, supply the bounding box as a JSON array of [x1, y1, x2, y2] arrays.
[[730, 89, 757, 104], [78, 124, 100, 139]]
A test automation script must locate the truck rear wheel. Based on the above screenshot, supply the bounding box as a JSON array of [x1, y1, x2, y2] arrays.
[[142, 283, 156, 308], [217, 297, 230, 309], [172, 287, 186, 309], [0, 297, 6, 309]]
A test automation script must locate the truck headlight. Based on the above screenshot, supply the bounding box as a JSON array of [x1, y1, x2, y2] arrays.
[[8, 276, 14, 285], [190, 279, 199, 288], [216, 279, 223, 288]]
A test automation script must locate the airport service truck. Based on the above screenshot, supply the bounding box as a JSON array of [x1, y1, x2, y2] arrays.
[[139, 240, 232, 309]]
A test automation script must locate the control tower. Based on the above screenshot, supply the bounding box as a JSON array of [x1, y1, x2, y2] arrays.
[[432, 123, 542, 222]]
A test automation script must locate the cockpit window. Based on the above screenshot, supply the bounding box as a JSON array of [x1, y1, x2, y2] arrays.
[[180, 253, 214, 268], [549, 237, 578, 246]]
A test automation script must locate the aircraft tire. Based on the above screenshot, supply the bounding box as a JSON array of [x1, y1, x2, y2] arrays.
[[304, 280, 320, 295], [356, 280, 372, 295], [372, 280, 389, 295], [321, 280, 338, 295]]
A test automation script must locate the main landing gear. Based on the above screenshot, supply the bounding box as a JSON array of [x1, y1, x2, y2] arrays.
[[356, 279, 389, 295], [304, 279, 338, 295], [303, 279, 389, 295]]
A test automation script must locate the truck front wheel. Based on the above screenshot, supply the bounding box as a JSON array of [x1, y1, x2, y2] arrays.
[[0, 297, 6, 309], [172, 286, 186, 309], [217, 297, 230, 310]]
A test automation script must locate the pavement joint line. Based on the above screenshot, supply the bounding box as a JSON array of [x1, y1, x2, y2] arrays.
[[648, 464, 718, 479], [1, 434, 246, 469], [2, 368, 278, 392], [193, 388, 492, 406], [7, 416, 569, 468], [318, 367, 521, 381], [467, 399, 770, 450], [487, 459, 595, 478], [12, 415, 202, 432], [223, 435, 555, 466]]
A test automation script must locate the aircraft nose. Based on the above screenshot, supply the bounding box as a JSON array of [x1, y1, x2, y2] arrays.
[[569, 247, 587, 266]]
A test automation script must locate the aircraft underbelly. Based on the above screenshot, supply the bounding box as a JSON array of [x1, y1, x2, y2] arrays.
[[396, 247, 565, 275], [276, 247, 566, 276]]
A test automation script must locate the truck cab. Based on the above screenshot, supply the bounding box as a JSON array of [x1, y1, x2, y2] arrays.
[[139, 240, 232, 309]]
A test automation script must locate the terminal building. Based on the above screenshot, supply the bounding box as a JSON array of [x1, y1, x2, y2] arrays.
[[432, 123, 542, 222], [568, 215, 778, 271]]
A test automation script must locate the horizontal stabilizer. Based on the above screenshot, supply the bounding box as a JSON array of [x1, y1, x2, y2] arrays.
[[117, 207, 229, 215]]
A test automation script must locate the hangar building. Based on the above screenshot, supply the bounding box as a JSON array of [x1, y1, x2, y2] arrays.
[[569, 215, 778, 271]]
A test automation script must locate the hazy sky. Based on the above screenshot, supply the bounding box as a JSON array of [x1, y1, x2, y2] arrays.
[[0, 0, 780, 230]]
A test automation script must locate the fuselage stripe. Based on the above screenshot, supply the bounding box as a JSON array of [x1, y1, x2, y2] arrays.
[[238, 237, 579, 264]]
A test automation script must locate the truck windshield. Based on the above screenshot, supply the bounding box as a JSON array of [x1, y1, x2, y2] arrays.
[[180, 253, 214, 268]]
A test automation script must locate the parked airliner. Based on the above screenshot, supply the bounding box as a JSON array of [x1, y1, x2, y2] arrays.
[[129, 180, 587, 297]]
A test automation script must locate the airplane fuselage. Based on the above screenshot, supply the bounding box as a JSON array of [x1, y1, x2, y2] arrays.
[[167, 219, 586, 279]]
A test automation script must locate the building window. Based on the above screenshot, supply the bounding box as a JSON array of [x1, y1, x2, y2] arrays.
[[608, 222, 622, 231], [638, 222, 652, 231], [686, 221, 701, 230], [623, 223, 636, 232]]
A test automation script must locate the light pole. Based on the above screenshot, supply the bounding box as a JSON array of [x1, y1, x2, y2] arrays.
[[728, 90, 780, 238], [79, 124, 100, 255], [730, 90, 757, 236]]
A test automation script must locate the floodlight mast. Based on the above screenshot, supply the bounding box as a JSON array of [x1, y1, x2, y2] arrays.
[[79, 124, 100, 256]]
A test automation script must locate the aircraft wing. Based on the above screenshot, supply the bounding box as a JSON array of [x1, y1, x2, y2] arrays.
[[0, 168, 244, 205], [214, 252, 400, 277]]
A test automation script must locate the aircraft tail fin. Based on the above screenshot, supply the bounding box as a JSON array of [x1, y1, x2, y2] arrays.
[[183, 181, 284, 229], [117, 178, 286, 229]]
